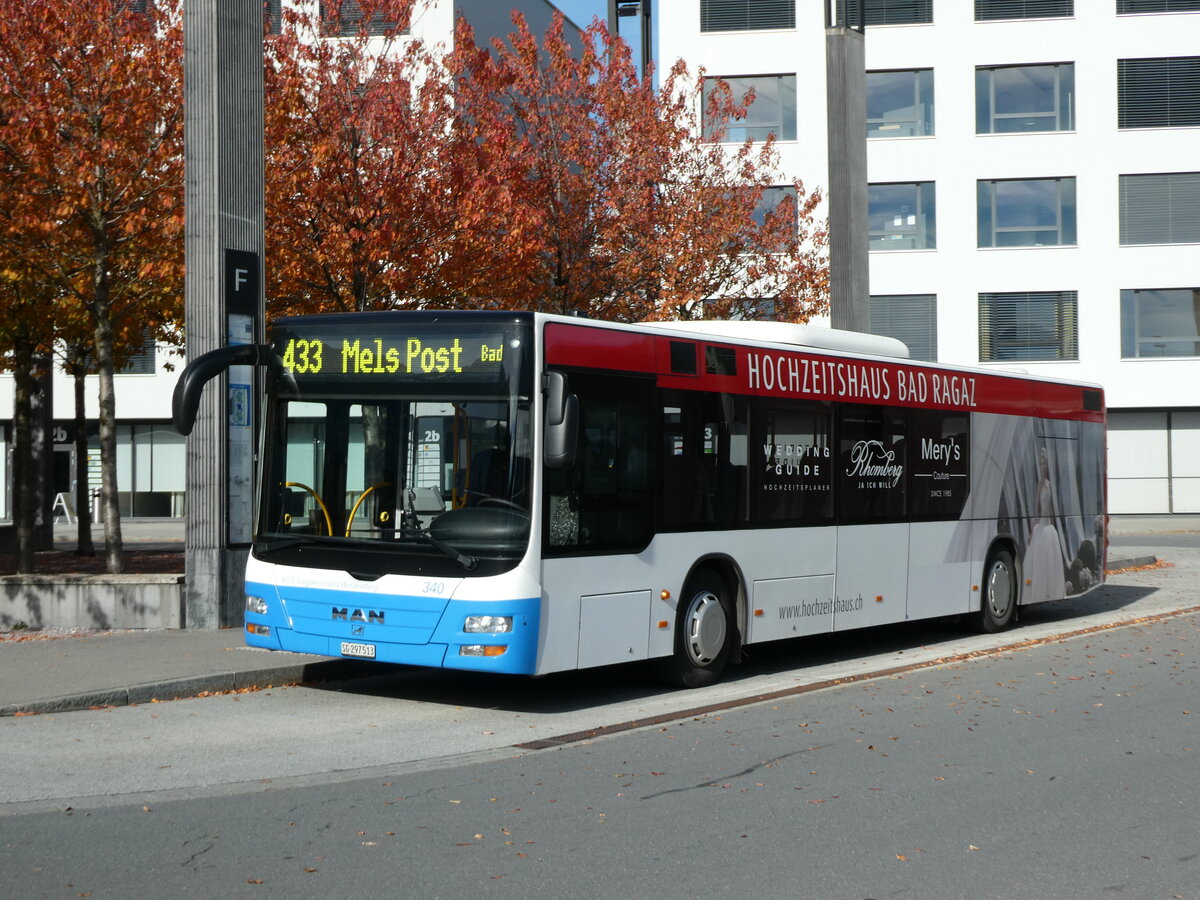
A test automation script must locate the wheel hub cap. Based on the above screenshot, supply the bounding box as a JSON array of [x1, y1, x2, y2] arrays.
[[685, 591, 726, 665], [988, 562, 1013, 618]]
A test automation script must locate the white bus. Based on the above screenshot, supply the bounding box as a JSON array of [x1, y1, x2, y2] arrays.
[[175, 311, 1107, 686]]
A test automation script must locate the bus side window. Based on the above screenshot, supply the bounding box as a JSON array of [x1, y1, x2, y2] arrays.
[[754, 398, 834, 526], [909, 410, 970, 520], [837, 405, 907, 522], [544, 374, 653, 554], [660, 391, 749, 528]]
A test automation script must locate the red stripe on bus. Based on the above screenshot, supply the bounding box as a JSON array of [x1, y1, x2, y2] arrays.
[[545, 323, 656, 371], [544, 323, 1104, 423]]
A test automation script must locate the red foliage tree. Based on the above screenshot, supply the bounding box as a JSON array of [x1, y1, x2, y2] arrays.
[[265, 8, 826, 322], [265, 0, 459, 317], [445, 13, 828, 322], [0, 0, 185, 573]]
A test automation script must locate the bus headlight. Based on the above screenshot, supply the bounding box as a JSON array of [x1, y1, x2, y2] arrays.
[[246, 595, 269, 616], [463, 615, 512, 634]]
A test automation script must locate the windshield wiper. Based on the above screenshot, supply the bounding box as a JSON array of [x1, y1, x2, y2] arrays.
[[402, 489, 478, 571]]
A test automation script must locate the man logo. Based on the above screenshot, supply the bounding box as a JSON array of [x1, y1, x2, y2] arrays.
[[331, 607, 385, 624]]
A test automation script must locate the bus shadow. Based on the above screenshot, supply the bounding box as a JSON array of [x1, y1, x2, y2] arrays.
[[307, 581, 1162, 714]]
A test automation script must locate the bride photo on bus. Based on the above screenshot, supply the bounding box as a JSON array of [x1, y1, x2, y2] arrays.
[[1025, 445, 1070, 604]]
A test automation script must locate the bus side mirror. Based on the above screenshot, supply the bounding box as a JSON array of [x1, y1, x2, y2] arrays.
[[543, 371, 578, 469], [172, 343, 288, 435]]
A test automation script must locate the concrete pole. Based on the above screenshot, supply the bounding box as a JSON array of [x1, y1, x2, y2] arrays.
[[825, 19, 869, 333], [183, 0, 265, 628]]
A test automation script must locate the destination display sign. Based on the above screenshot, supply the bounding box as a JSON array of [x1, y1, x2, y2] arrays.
[[271, 321, 515, 385]]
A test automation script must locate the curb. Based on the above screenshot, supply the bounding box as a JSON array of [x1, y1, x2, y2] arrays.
[[0, 657, 385, 717]]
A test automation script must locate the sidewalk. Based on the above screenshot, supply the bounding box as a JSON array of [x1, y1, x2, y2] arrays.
[[0, 516, 1194, 717], [0, 628, 381, 717]]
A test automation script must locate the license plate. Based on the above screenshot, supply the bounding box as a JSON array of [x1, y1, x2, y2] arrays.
[[340, 641, 376, 659]]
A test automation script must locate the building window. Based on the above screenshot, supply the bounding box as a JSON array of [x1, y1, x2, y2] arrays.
[[869, 182, 936, 250], [320, 1, 404, 37], [976, 64, 1074, 133], [977, 178, 1076, 247], [1121, 288, 1200, 357], [975, 0, 1073, 19], [1118, 57, 1200, 128], [265, 0, 282, 35], [870, 294, 938, 361], [700, 0, 795, 31], [752, 186, 797, 227], [703, 75, 797, 142], [842, 0, 933, 25], [118, 329, 157, 375], [979, 291, 1078, 361], [1118, 1, 1200, 12], [1119, 173, 1200, 244], [867, 69, 934, 137], [752, 185, 798, 248]]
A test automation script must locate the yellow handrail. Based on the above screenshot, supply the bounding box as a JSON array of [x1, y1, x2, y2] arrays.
[[284, 481, 333, 536], [344, 483, 391, 537]]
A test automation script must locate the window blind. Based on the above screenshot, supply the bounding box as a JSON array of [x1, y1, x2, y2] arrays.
[[978, 291, 1078, 361], [1119, 57, 1200, 128], [1118, 1, 1200, 12], [320, 1, 401, 37], [975, 0, 1073, 19], [700, 0, 796, 31], [841, 0, 933, 26], [120, 328, 158, 375], [1119, 173, 1200, 244], [870, 294, 937, 361]]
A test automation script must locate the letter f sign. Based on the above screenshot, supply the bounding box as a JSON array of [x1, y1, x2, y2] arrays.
[[224, 249, 260, 317]]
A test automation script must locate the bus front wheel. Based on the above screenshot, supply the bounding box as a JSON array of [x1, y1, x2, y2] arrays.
[[658, 568, 734, 689], [978, 547, 1017, 633]]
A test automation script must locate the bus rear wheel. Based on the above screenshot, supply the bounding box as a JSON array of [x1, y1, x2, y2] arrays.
[[657, 568, 735, 689], [978, 547, 1017, 633]]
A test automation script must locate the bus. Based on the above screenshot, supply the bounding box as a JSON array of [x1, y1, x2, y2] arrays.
[[174, 310, 1107, 687]]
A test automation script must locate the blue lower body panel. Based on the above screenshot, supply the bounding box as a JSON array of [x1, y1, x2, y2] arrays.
[[243, 580, 540, 675]]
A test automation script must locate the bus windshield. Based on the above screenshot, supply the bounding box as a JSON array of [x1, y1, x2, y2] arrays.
[[255, 315, 534, 576]]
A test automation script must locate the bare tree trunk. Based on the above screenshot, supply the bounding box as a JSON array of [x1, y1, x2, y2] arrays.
[[90, 265, 124, 573], [10, 347, 37, 574], [94, 338, 124, 573], [72, 370, 95, 557], [31, 357, 53, 553]]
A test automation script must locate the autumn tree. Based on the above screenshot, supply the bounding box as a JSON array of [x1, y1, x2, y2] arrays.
[[265, 7, 824, 322], [0, 0, 185, 573], [265, 0, 462, 317], [445, 13, 828, 322]]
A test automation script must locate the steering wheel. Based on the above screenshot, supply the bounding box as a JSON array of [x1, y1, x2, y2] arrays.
[[477, 497, 525, 512], [345, 482, 392, 537], [284, 481, 333, 536]]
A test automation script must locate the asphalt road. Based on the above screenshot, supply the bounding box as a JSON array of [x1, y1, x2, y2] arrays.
[[2, 550, 1197, 898]]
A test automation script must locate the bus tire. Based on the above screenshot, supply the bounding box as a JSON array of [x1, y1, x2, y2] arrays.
[[978, 547, 1017, 633], [657, 568, 734, 689]]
